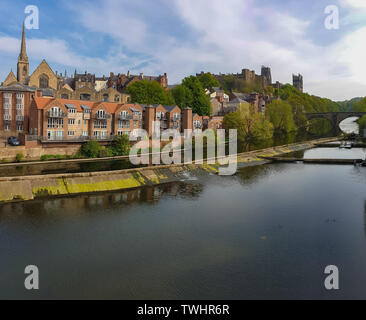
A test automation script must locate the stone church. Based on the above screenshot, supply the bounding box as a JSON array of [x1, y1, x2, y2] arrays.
[[2, 24, 131, 104]]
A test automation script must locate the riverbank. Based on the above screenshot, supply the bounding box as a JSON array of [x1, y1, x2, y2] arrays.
[[0, 137, 339, 202]]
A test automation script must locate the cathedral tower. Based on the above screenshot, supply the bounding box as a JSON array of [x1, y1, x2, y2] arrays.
[[17, 23, 29, 84]]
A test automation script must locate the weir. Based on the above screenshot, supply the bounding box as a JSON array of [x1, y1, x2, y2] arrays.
[[0, 137, 339, 203]]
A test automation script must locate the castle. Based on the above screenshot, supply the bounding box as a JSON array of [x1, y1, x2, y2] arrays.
[[197, 66, 303, 92]]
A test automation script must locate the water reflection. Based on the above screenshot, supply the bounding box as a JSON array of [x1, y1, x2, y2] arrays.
[[0, 182, 205, 220]]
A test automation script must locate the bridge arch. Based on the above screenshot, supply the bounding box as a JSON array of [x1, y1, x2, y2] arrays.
[[305, 112, 366, 133]]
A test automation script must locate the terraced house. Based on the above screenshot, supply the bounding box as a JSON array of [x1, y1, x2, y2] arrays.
[[29, 97, 144, 142]]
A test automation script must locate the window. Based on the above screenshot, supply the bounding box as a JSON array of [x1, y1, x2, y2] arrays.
[[78, 120, 81, 125], [84, 120, 87, 125], [61, 94, 69, 99], [68, 119, 75, 125], [47, 131, 54, 140], [39, 74, 49, 88], [17, 124, 23, 131], [82, 131, 88, 137], [96, 110, 106, 119], [114, 95, 120, 102], [48, 118, 64, 129], [80, 94, 91, 101], [103, 94, 109, 102], [68, 108, 76, 114], [94, 120, 107, 129], [134, 120, 137, 126], [68, 131, 75, 136], [4, 124, 10, 131], [56, 131, 64, 140]]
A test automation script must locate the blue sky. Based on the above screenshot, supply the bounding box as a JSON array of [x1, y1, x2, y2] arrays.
[[0, 0, 366, 100]]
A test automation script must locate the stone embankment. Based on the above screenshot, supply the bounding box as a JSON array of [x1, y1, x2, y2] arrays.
[[0, 137, 338, 202]]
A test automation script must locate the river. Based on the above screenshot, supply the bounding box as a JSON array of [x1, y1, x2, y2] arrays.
[[0, 119, 365, 299]]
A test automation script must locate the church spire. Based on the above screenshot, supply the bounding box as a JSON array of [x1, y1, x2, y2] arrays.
[[17, 22, 29, 84], [19, 22, 28, 62]]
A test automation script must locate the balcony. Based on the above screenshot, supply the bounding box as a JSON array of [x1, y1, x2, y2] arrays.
[[119, 114, 133, 120], [83, 112, 91, 120], [156, 114, 167, 121], [48, 111, 67, 118], [3, 114, 11, 121], [16, 115, 24, 122], [93, 113, 111, 120]]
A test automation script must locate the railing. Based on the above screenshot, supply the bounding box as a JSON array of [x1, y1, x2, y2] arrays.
[[119, 114, 133, 120], [156, 114, 167, 121], [26, 135, 39, 141], [48, 111, 67, 118], [16, 115, 24, 122], [133, 114, 142, 120], [40, 135, 116, 143], [93, 114, 112, 120]]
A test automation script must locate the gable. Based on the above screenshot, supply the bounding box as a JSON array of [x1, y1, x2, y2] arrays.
[[3, 71, 18, 86], [28, 60, 58, 90]]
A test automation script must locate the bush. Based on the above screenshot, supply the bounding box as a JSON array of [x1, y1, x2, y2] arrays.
[[111, 135, 130, 156], [81, 140, 101, 158], [40, 154, 63, 161], [15, 153, 23, 162], [99, 146, 113, 158]]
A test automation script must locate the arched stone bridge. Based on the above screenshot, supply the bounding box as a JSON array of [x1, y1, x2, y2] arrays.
[[305, 112, 366, 132]]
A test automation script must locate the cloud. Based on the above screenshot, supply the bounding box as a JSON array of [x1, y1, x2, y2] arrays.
[[1, 0, 366, 100], [340, 0, 366, 10]]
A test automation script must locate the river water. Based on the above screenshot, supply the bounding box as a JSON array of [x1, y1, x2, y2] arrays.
[[1, 119, 365, 300], [1, 145, 366, 299]]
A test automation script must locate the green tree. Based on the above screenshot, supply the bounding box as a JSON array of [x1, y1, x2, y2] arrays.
[[353, 97, 366, 112], [111, 135, 130, 156], [197, 72, 220, 89], [171, 85, 194, 110], [358, 115, 366, 132], [181, 76, 211, 116], [126, 80, 175, 105], [266, 100, 297, 133], [223, 104, 273, 142], [81, 140, 101, 158]]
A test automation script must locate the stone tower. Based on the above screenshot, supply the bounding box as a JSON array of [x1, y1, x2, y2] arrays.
[[17, 23, 29, 84], [293, 74, 303, 92], [261, 66, 272, 86]]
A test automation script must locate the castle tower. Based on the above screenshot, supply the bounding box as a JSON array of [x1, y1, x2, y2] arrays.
[[17, 23, 29, 84], [261, 66, 272, 86], [293, 74, 303, 92]]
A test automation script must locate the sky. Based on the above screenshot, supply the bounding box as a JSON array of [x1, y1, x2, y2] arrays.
[[0, 0, 365, 101]]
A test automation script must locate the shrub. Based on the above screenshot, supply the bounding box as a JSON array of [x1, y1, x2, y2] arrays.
[[99, 146, 113, 158], [111, 135, 130, 156], [16, 153, 23, 162], [81, 140, 101, 158], [40, 154, 63, 161]]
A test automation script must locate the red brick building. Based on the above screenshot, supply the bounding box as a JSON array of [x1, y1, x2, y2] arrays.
[[0, 83, 36, 138]]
